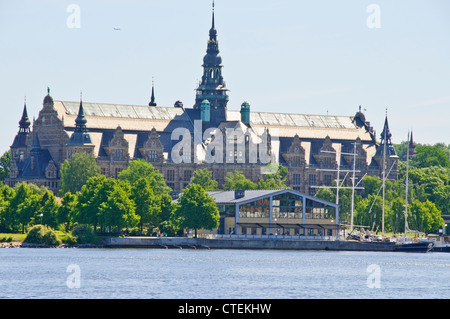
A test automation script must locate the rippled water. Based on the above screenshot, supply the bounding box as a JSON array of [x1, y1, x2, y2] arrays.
[[0, 248, 449, 299]]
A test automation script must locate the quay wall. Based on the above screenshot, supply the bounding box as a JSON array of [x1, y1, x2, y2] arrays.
[[105, 237, 397, 252]]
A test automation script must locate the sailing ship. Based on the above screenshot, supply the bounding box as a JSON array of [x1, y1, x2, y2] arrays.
[[391, 131, 433, 252], [352, 128, 433, 252]]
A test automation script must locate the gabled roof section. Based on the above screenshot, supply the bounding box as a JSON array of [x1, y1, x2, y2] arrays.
[[207, 188, 338, 208]]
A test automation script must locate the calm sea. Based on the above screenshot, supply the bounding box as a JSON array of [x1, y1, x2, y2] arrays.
[[0, 248, 449, 299]]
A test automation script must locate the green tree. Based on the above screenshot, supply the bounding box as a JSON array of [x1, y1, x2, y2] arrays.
[[156, 193, 179, 236], [59, 152, 100, 195], [223, 170, 256, 190], [315, 186, 335, 203], [131, 177, 158, 233], [76, 175, 116, 231], [13, 184, 37, 232], [102, 181, 139, 233], [411, 145, 450, 168], [0, 183, 14, 232], [176, 184, 219, 238], [0, 150, 11, 181], [408, 166, 449, 213], [190, 168, 218, 191], [256, 164, 289, 189], [58, 192, 78, 231], [118, 159, 171, 195], [388, 197, 406, 234], [408, 200, 444, 234], [38, 190, 60, 229], [354, 193, 390, 233], [362, 175, 382, 198], [6, 183, 35, 232], [434, 143, 450, 161]]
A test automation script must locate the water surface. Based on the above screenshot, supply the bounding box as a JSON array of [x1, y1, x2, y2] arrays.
[[0, 248, 449, 299]]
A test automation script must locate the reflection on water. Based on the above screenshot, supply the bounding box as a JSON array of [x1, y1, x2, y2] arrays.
[[0, 248, 449, 299]]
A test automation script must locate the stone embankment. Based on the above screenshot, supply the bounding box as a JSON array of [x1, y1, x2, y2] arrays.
[[105, 237, 398, 252], [0, 241, 104, 248]]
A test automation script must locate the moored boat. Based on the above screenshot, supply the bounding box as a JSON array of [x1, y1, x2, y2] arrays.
[[394, 241, 434, 253]]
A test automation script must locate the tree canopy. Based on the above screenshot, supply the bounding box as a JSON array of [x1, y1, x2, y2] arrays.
[[118, 159, 171, 195], [176, 184, 219, 238], [59, 152, 100, 195], [190, 168, 218, 191]]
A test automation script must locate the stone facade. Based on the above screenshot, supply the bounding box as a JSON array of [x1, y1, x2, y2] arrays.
[[6, 8, 399, 194]]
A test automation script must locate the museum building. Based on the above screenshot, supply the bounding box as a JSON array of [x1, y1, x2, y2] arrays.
[[6, 5, 399, 196]]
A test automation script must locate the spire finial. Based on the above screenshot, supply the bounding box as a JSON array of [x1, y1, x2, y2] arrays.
[[47, 86, 50, 95], [212, 0, 215, 28], [149, 77, 157, 106]]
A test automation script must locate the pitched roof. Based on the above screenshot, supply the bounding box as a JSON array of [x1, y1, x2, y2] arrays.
[[207, 188, 338, 207]]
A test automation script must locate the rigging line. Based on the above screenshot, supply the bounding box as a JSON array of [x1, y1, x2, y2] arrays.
[[366, 160, 397, 216]]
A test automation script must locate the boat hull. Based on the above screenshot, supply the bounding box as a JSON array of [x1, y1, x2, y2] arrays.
[[431, 245, 450, 253], [394, 242, 433, 253]]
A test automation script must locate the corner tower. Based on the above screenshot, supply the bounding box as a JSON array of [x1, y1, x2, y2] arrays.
[[11, 99, 31, 162], [194, 1, 229, 126], [66, 94, 94, 159]]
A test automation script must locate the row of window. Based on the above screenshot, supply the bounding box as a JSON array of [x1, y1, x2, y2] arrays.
[[165, 170, 192, 182], [238, 211, 334, 220], [239, 227, 333, 237]]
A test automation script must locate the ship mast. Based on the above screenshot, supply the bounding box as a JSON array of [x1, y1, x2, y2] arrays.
[[404, 131, 410, 237], [381, 128, 386, 237]]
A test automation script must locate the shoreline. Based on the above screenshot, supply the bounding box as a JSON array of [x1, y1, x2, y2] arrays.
[[1, 237, 440, 253], [0, 241, 105, 249]]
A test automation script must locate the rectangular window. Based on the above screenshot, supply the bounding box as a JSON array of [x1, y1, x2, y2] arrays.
[[113, 149, 123, 161], [293, 174, 301, 185], [183, 170, 192, 181], [147, 150, 158, 162], [324, 175, 332, 186], [167, 182, 175, 190], [167, 170, 175, 181], [308, 174, 316, 186]]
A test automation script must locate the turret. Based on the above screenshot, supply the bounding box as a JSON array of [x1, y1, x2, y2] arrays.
[[240, 101, 250, 126]]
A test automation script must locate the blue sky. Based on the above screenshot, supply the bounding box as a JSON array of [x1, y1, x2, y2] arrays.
[[1, 0, 449, 154]]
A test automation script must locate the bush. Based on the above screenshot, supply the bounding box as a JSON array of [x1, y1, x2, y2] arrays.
[[71, 224, 99, 244], [0, 236, 13, 243], [61, 234, 77, 245], [24, 225, 62, 246]]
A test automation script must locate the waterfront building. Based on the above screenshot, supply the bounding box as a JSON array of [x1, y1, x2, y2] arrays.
[[6, 5, 398, 195], [208, 188, 339, 237]]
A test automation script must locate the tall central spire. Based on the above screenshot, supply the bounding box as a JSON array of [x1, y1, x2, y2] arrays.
[[210, 0, 217, 41], [194, 0, 229, 126]]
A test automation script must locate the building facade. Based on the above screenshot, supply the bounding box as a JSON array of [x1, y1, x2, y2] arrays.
[[208, 188, 339, 237], [6, 7, 399, 195]]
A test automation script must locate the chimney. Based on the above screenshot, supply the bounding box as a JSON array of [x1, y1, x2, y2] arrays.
[[234, 189, 245, 199]]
